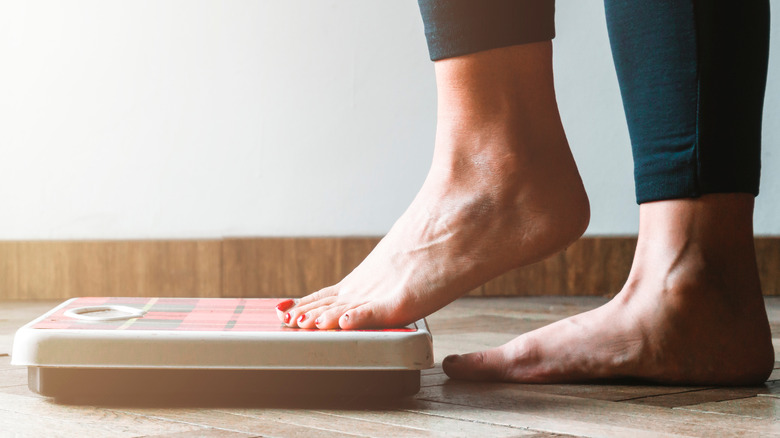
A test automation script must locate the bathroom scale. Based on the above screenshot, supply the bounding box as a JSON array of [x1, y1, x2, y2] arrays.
[[11, 297, 433, 402]]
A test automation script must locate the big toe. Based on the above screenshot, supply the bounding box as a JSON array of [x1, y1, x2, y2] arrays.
[[442, 348, 510, 381], [338, 301, 405, 329]]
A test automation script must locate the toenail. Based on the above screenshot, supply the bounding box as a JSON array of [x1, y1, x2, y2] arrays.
[[284, 313, 291, 324], [444, 355, 460, 363], [298, 314, 307, 323], [276, 299, 295, 312], [314, 318, 321, 325], [341, 313, 349, 323]]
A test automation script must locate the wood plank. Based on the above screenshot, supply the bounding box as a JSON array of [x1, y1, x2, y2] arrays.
[[760, 380, 780, 398], [0, 409, 208, 438], [224, 408, 438, 438], [0, 301, 62, 323], [414, 385, 780, 437], [679, 396, 780, 420], [0, 392, 204, 437], [432, 332, 518, 361], [227, 407, 539, 437], [431, 296, 607, 322], [775, 338, 780, 362], [2, 332, 18, 354], [766, 297, 780, 321], [0, 367, 26, 388], [421, 374, 707, 403], [421, 364, 445, 376], [481, 237, 637, 296], [115, 408, 372, 438], [756, 238, 780, 297], [221, 237, 379, 297], [4, 238, 780, 299], [523, 434, 581, 438], [406, 399, 682, 438], [0, 241, 221, 300], [0, 384, 39, 397], [481, 253, 569, 297], [427, 297, 605, 335], [624, 387, 771, 408], [0, 301, 63, 354], [429, 315, 552, 335], [0, 242, 20, 301], [141, 430, 257, 438]]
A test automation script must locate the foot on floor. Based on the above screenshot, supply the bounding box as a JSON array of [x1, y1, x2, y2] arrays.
[[443, 195, 775, 386]]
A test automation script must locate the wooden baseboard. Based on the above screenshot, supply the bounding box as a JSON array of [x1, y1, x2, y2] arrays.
[[0, 240, 222, 300], [1, 237, 779, 300]]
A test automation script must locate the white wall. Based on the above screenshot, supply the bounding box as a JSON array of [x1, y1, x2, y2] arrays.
[[1, 0, 778, 239]]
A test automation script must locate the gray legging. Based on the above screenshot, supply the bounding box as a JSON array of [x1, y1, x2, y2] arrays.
[[417, 0, 770, 204]]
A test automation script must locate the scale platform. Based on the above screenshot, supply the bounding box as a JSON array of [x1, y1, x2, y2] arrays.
[[11, 297, 434, 402]]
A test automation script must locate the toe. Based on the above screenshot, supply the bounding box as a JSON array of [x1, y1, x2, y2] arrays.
[[275, 299, 297, 324], [296, 301, 344, 329], [312, 304, 354, 330], [295, 311, 315, 328], [339, 301, 401, 330], [442, 348, 510, 381], [285, 297, 336, 328]]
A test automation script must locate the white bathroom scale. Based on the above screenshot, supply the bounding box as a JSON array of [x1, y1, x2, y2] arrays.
[[11, 297, 433, 402]]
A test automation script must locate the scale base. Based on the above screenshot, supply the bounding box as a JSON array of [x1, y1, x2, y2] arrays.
[[29, 367, 421, 403]]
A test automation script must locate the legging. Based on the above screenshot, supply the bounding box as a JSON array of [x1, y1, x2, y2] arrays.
[[418, 0, 770, 204]]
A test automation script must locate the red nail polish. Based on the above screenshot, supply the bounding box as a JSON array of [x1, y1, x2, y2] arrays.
[[341, 313, 349, 323], [284, 313, 291, 324], [314, 318, 321, 325], [276, 299, 295, 311], [298, 314, 307, 323]]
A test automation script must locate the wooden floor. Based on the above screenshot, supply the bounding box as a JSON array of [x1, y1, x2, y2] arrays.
[[1, 297, 779, 437]]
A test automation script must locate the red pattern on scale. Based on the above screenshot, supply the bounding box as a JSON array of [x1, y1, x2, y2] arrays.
[[31, 297, 416, 333]]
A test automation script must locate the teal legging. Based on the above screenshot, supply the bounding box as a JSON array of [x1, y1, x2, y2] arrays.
[[418, 0, 770, 204]]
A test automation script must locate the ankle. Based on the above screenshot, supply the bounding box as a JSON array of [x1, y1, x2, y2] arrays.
[[637, 194, 755, 248], [434, 42, 556, 118], [430, 112, 575, 189], [632, 194, 758, 276]]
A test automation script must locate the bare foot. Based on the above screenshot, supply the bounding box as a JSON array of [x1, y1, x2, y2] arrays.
[[443, 194, 775, 386], [277, 42, 589, 330]]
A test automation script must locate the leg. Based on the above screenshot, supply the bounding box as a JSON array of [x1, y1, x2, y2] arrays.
[[444, 0, 774, 385], [278, 1, 590, 329]]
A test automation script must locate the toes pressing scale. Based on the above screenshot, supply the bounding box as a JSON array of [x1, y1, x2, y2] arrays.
[[11, 297, 433, 401]]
